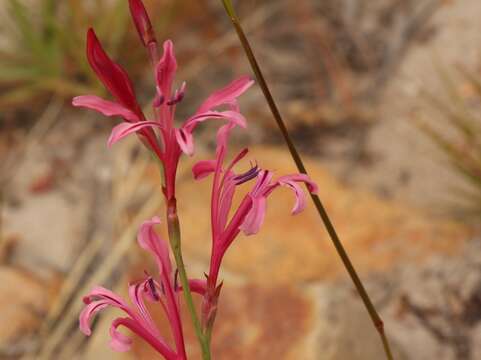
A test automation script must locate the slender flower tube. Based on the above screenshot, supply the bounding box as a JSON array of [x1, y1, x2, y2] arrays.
[[72, 6, 253, 201], [192, 122, 318, 329], [79, 217, 206, 359]]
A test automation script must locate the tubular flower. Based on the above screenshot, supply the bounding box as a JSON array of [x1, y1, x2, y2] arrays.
[[192, 123, 318, 327], [72, 0, 253, 200], [79, 217, 206, 359]]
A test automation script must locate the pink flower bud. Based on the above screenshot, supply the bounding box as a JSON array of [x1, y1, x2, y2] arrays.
[[128, 0, 156, 47], [86, 29, 140, 114]]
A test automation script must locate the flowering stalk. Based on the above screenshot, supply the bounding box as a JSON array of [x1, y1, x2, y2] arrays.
[[73, 0, 253, 358], [193, 122, 318, 338], [219, 1, 394, 359], [167, 198, 211, 360], [128, 2, 210, 354]]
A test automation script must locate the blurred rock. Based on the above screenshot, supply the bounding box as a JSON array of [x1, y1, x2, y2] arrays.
[[313, 284, 407, 360], [4, 191, 87, 272], [241, 239, 481, 360], [130, 283, 315, 360], [210, 284, 313, 360], [0, 266, 59, 358], [358, 0, 481, 210], [382, 239, 481, 360], [310, 239, 481, 360], [3, 119, 112, 273]]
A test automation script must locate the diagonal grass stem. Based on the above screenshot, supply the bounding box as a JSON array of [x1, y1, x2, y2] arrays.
[[220, 1, 394, 359]]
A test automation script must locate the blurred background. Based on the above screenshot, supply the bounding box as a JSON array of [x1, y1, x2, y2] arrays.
[[0, 0, 480, 359]]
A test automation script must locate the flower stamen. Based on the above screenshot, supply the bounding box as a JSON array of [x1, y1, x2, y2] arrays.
[[167, 82, 186, 106], [148, 278, 160, 301], [154, 94, 165, 107], [174, 269, 180, 292], [234, 164, 260, 185]]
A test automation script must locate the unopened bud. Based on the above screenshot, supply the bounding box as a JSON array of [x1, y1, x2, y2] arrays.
[[129, 0, 156, 47]]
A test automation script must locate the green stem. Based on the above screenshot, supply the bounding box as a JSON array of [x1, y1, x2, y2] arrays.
[[166, 198, 211, 360], [220, 2, 394, 359], [205, 323, 214, 352]]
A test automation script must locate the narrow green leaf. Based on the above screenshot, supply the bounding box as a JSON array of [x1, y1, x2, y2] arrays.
[[41, 0, 58, 42], [0, 65, 42, 82], [7, 0, 43, 55], [101, 0, 130, 56]]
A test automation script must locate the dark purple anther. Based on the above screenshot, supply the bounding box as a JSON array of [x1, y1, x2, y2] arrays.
[[174, 269, 180, 291], [234, 164, 260, 185], [154, 93, 165, 107], [167, 82, 186, 106], [147, 277, 160, 301]]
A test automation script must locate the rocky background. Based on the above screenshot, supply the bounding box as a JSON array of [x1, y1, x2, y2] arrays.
[[0, 0, 480, 359]]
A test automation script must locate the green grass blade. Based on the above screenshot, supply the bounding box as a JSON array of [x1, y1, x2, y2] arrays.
[[7, 0, 43, 56]]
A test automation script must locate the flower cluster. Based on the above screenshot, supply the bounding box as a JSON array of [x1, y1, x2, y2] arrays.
[[192, 122, 318, 328], [75, 0, 317, 358], [73, 0, 252, 201], [80, 218, 206, 359]]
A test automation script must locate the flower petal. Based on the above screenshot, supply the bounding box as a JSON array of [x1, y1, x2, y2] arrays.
[[240, 196, 267, 235], [183, 110, 247, 133], [79, 285, 178, 358], [215, 122, 236, 159], [83, 286, 128, 307], [156, 40, 177, 99], [177, 111, 246, 156], [128, 281, 163, 338], [276, 174, 318, 214], [72, 95, 140, 122], [137, 218, 185, 355], [137, 217, 172, 276], [192, 160, 217, 180], [217, 179, 236, 232], [79, 300, 109, 336], [251, 170, 275, 197], [109, 318, 133, 352], [280, 180, 306, 214], [221, 195, 253, 247], [108, 317, 177, 359], [80, 286, 131, 336], [277, 174, 318, 194], [107, 121, 161, 147], [197, 76, 254, 114], [87, 29, 140, 114], [175, 128, 194, 156]]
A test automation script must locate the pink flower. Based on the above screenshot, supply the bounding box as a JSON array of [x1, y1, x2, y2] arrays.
[[192, 123, 318, 326], [79, 217, 206, 359], [72, 0, 253, 200]]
